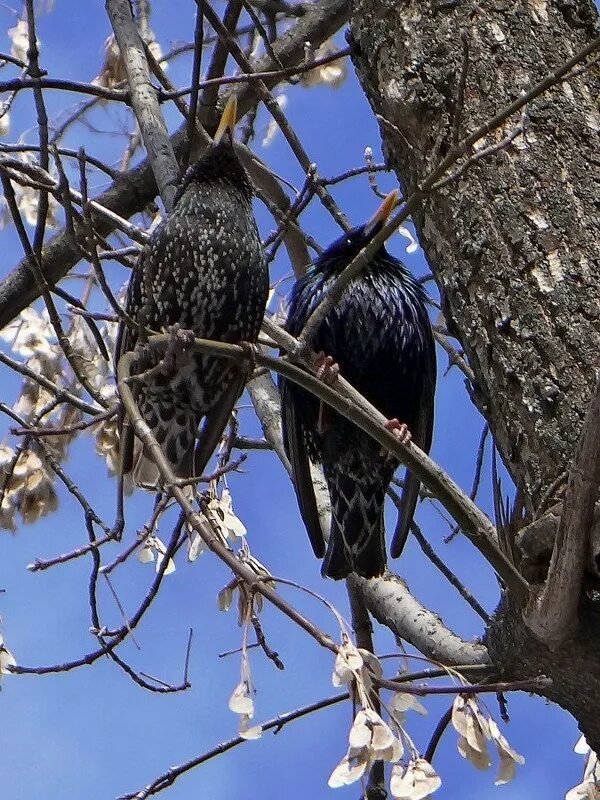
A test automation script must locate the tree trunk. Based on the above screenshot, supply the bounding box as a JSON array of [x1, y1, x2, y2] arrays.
[[351, 0, 599, 508], [351, 0, 600, 749]]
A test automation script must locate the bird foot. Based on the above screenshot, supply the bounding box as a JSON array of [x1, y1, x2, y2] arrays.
[[314, 352, 340, 386], [165, 323, 195, 346], [239, 340, 259, 372], [160, 325, 195, 375], [384, 418, 412, 446]]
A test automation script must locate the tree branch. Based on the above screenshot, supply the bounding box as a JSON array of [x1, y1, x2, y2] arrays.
[[105, 0, 179, 210], [349, 572, 489, 667], [525, 375, 600, 648]]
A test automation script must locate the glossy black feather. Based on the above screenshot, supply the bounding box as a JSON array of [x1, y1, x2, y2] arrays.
[[280, 223, 436, 579], [115, 138, 268, 488]]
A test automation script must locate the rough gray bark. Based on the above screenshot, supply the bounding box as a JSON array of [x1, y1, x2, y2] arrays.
[[351, 0, 600, 750], [351, 0, 599, 507]]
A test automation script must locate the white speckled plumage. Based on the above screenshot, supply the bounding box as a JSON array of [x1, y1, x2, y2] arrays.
[[116, 138, 268, 488]]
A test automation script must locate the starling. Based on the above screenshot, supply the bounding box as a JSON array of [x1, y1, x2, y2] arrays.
[[280, 192, 436, 579], [116, 96, 268, 488]]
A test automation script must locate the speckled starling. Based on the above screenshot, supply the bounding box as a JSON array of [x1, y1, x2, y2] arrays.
[[116, 97, 268, 488], [280, 192, 436, 579]]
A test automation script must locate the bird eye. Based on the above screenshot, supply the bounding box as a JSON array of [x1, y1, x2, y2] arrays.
[[346, 239, 352, 246]]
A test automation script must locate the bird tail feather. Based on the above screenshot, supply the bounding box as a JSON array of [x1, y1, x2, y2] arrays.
[[322, 472, 387, 580], [128, 411, 198, 490], [390, 469, 421, 558]]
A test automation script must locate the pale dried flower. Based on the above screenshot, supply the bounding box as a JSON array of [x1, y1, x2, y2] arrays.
[[332, 639, 364, 687], [1, 307, 56, 359], [217, 583, 235, 612], [390, 758, 442, 800], [398, 223, 419, 255], [328, 748, 370, 788], [390, 691, 428, 721], [94, 411, 119, 475], [137, 536, 175, 574], [68, 315, 101, 384], [261, 94, 288, 148], [8, 19, 31, 62], [14, 182, 59, 228], [452, 694, 491, 751], [18, 477, 58, 524], [0, 443, 15, 469], [488, 718, 524, 785], [0, 632, 16, 676], [7, 449, 58, 524], [0, 107, 10, 137], [146, 33, 166, 69], [350, 708, 403, 761], [238, 715, 262, 740], [0, 494, 16, 532], [93, 35, 126, 89], [93, 31, 166, 90], [330, 706, 403, 789], [566, 736, 600, 800], [228, 680, 254, 716], [205, 488, 247, 545], [228, 679, 262, 739], [42, 404, 83, 463], [0, 196, 10, 229], [300, 38, 347, 89], [457, 734, 492, 770]]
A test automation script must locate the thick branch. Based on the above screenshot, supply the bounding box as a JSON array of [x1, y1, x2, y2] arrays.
[[105, 0, 179, 210], [525, 376, 600, 648], [349, 573, 490, 667]]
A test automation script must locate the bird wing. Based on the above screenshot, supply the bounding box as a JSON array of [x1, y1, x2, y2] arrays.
[[390, 332, 437, 559], [280, 381, 326, 559], [194, 372, 246, 478]]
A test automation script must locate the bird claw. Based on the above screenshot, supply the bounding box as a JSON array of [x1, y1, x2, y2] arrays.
[[239, 341, 259, 371], [384, 418, 412, 446], [165, 324, 195, 349], [158, 325, 195, 375], [314, 352, 340, 386]]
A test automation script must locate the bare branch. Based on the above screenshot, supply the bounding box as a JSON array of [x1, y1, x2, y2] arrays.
[[349, 572, 490, 667], [105, 0, 179, 210]]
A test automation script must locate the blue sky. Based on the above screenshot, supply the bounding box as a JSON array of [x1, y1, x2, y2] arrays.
[[0, 2, 584, 799]]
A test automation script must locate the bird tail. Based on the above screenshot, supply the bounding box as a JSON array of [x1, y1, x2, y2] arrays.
[[390, 469, 421, 558], [322, 471, 388, 580], [124, 404, 199, 490]]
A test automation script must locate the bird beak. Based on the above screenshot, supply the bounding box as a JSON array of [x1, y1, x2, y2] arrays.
[[364, 190, 400, 237], [213, 95, 237, 145]]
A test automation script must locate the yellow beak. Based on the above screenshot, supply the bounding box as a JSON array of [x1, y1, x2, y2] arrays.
[[364, 190, 399, 236], [213, 95, 238, 145]]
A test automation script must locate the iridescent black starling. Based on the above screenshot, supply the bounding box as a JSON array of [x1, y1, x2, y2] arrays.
[[280, 192, 436, 579], [116, 97, 268, 488]]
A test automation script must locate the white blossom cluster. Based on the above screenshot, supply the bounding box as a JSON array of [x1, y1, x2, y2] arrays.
[[328, 640, 438, 799], [327, 639, 524, 798], [0, 308, 119, 530], [93, 32, 166, 91]]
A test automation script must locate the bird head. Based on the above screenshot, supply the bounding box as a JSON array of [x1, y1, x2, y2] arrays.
[[363, 189, 399, 239], [174, 95, 252, 205], [316, 191, 399, 269]]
